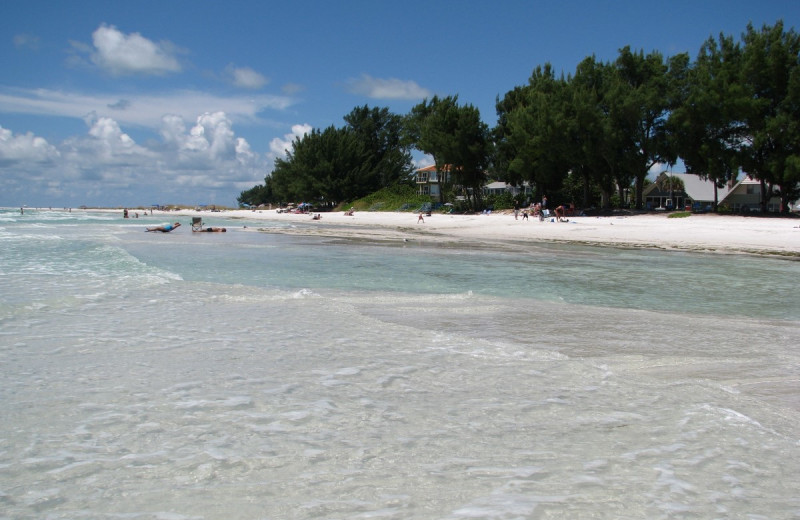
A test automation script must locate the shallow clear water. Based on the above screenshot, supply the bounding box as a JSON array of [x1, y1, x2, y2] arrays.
[[1, 208, 798, 519]]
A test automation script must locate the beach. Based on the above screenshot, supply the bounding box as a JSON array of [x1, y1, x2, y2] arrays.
[[144, 208, 800, 256]]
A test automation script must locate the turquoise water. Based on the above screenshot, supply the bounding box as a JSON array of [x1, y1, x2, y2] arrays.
[[1, 208, 798, 518]]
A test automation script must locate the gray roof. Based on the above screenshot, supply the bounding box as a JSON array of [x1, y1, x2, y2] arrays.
[[646, 173, 735, 202]]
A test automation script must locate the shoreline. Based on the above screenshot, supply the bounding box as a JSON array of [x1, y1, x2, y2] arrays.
[[127, 208, 800, 258]]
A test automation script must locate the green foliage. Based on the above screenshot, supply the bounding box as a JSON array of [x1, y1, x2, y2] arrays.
[[343, 184, 431, 212], [668, 211, 692, 218], [609, 46, 680, 208], [237, 181, 272, 207], [502, 64, 572, 195], [406, 95, 491, 208], [738, 21, 800, 212], [344, 105, 414, 187], [269, 125, 375, 205], [239, 105, 413, 207], [484, 192, 515, 210], [653, 172, 686, 193], [668, 31, 744, 198]]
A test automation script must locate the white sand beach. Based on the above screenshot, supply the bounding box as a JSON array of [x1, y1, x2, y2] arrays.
[[149, 208, 800, 256]]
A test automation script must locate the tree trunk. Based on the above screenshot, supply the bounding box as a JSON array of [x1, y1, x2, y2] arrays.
[[635, 176, 645, 209]]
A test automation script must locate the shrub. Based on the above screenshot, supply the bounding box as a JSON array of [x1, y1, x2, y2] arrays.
[[341, 184, 432, 212], [668, 211, 692, 218]]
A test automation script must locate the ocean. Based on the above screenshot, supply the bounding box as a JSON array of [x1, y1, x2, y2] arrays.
[[1, 208, 798, 519]]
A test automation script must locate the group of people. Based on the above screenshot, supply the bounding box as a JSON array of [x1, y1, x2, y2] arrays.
[[124, 208, 154, 219], [514, 196, 570, 222]]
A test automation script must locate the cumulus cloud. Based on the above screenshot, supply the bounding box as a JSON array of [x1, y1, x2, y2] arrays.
[[0, 125, 60, 166], [268, 123, 312, 160], [345, 74, 432, 100], [0, 113, 269, 207], [163, 111, 239, 162], [90, 24, 182, 76], [227, 65, 269, 89], [85, 114, 150, 159]]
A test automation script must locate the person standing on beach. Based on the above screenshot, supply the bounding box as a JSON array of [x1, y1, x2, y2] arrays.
[[417, 213, 425, 223], [513, 199, 520, 220], [542, 195, 547, 209]]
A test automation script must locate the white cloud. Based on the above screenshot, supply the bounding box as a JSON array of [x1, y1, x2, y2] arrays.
[[90, 24, 182, 76], [0, 125, 60, 165], [345, 74, 432, 100], [649, 162, 670, 177], [0, 87, 295, 129], [227, 65, 268, 89], [269, 123, 312, 160], [413, 153, 434, 170], [0, 113, 269, 207]]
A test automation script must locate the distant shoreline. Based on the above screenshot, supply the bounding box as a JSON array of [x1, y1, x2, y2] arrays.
[[94, 207, 800, 258]]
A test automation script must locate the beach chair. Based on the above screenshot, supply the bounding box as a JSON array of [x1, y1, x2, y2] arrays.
[[191, 216, 203, 231]]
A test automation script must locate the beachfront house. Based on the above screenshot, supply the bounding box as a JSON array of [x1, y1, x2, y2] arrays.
[[415, 165, 451, 198], [643, 172, 733, 211], [643, 172, 788, 212], [718, 175, 784, 213], [483, 181, 532, 198], [416, 165, 529, 201]]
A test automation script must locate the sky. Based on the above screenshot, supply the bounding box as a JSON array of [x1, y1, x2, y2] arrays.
[[1, 1, 798, 208]]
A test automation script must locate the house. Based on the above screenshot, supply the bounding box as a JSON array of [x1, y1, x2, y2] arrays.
[[483, 181, 532, 197], [415, 165, 451, 198], [415, 165, 529, 200], [643, 172, 734, 211], [643, 172, 788, 212], [719, 176, 783, 212]]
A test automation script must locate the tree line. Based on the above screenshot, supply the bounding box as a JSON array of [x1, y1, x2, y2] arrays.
[[239, 21, 799, 213]]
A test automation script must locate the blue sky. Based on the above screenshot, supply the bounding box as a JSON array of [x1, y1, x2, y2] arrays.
[[1, 0, 797, 208]]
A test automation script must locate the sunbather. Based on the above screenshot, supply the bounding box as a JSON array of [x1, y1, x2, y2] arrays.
[[146, 222, 181, 232]]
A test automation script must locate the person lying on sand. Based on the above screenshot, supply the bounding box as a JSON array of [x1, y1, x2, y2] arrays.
[[146, 222, 181, 232], [195, 227, 226, 232]]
